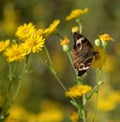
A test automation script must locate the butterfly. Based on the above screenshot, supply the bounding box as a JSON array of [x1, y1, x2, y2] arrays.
[[72, 32, 98, 76]]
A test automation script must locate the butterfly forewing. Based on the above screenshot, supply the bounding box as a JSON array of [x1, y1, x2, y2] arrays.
[[72, 32, 97, 76]]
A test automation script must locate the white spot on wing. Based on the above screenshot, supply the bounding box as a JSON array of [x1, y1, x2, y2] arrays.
[[76, 37, 85, 44], [79, 63, 90, 71], [76, 37, 85, 50]]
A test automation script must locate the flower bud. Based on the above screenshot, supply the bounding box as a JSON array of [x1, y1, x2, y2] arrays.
[[60, 36, 70, 52], [101, 41, 109, 49], [72, 26, 79, 33], [98, 81, 104, 86], [62, 45, 70, 52], [94, 39, 101, 47]]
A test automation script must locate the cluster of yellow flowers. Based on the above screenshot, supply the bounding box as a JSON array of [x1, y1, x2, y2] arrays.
[[0, 20, 60, 62], [5, 100, 64, 122]]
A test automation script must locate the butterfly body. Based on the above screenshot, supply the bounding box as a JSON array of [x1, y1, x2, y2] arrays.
[[72, 32, 98, 76]]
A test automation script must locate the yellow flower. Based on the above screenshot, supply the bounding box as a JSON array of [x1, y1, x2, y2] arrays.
[[15, 23, 35, 40], [108, 91, 120, 104], [38, 108, 63, 122], [98, 98, 116, 111], [60, 36, 70, 46], [92, 46, 107, 69], [97, 91, 120, 111], [4, 43, 26, 62], [22, 35, 45, 54], [70, 111, 79, 122], [0, 39, 10, 53], [65, 8, 88, 20], [34, 29, 44, 37], [102, 55, 117, 73], [5, 105, 28, 122], [38, 100, 64, 122], [72, 26, 79, 33], [65, 85, 92, 98], [44, 19, 60, 37], [99, 34, 113, 42], [60, 36, 70, 52]]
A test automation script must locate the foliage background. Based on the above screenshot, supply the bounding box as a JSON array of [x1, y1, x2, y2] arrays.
[[0, 0, 120, 122]]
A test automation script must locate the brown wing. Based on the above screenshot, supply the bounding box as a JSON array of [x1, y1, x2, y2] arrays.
[[72, 32, 96, 76]]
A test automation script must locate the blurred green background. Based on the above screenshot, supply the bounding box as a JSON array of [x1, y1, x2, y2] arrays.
[[0, 0, 120, 122]]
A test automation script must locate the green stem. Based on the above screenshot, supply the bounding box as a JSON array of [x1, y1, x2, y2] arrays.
[[82, 109, 86, 122], [54, 32, 63, 39], [70, 99, 81, 109], [86, 84, 99, 99], [76, 19, 83, 34], [12, 59, 27, 104], [92, 91, 98, 122], [79, 22, 83, 34], [1, 81, 12, 117], [50, 67, 67, 91], [82, 95, 87, 122], [11, 80, 22, 106], [67, 52, 77, 75], [83, 94, 86, 106], [40, 47, 67, 91], [1, 62, 16, 116], [8, 62, 17, 81], [12, 59, 28, 104], [76, 76, 84, 85], [8, 63, 12, 81], [44, 45, 52, 65], [1, 59, 28, 120], [92, 69, 101, 122]]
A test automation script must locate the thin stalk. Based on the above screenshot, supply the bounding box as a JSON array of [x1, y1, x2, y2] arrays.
[[82, 95, 87, 122], [12, 62, 17, 78], [54, 32, 63, 39], [12, 59, 27, 105], [39, 48, 67, 91], [67, 52, 77, 75], [44, 45, 52, 66], [51, 68, 67, 91], [1, 62, 17, 116], [92, 69, 101, 122], [79, 22, 83, 34], [76, 19, 83, 34], [1, 59, 28, 119], [8, 63, 12, 81], [82, 109, 86, 122], [1, 81, 12, 116], [92, 91, 98, 122], [77, 76, 84, 85], [83, 94, 86, 106]]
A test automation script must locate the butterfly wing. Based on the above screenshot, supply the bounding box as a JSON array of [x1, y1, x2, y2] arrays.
[[72, 32, 96, 76]]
